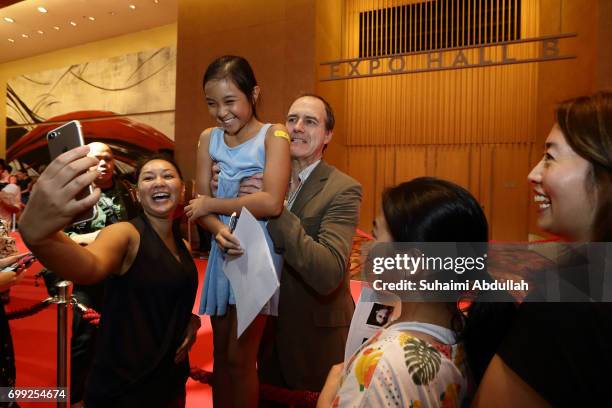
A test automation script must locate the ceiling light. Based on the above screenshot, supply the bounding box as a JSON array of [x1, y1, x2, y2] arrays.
[[129, 4, 136, 10], [37, 6, 48, 13], [108, 11, 116, 16], [8, 38, 15, 43], [154, 0, 159, 3], [37, 30, 44, 34], [70, 21, 77, 26], [3, 17, 15, 23], [88, 16, 95, 21], [53, 26, 60, 30], [21, 33, 29, 38]]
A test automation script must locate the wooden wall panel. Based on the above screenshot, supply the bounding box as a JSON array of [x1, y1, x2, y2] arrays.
[[339, 0, 540, 149], [489, 143, 532, 240], [431, 145, 471, 188], [334, 0, 542, 240], [347, 147, 377, 233]]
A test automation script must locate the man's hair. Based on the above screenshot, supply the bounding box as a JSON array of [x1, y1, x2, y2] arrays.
[[297, 93, 335, 132]]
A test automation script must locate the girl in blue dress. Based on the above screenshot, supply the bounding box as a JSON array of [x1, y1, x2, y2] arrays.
[[185, 55, 290, 407]]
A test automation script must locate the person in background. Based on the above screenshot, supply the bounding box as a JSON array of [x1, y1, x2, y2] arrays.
[[0, 252, 29, 408], [14, 169, 32, 205]]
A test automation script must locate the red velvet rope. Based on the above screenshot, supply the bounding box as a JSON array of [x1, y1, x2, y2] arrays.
[[6, 299, 51, 320]]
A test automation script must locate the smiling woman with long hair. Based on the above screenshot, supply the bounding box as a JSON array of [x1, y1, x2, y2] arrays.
[[474, 91, 612, 408], [19, 148, 200, 408]]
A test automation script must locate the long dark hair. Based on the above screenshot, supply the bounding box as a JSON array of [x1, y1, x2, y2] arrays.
[[381, 177, 515, 386], [203, 55, 259, 118], [556, 91, 612, 241]]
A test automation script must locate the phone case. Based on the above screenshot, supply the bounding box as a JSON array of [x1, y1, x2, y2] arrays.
[[47, 120, 98, 225]]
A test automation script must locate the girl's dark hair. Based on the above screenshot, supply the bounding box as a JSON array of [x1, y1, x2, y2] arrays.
[[555, 91, 612, 241], [382, 177, 488, 243], [135, 152, 183, 181], [381, 177, 516, 386], [203, 55, 259, 118]]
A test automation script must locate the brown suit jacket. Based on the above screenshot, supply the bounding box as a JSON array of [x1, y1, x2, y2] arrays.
[[259, 161, 362, 391]]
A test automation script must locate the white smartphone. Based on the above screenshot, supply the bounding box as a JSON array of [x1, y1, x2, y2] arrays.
[[47, 120, 98, 225]]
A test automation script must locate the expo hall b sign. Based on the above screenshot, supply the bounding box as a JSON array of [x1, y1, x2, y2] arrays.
[[320, 33, 576, 81]]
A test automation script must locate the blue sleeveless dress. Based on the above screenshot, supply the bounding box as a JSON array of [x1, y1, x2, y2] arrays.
[[199, 124, 282, 316]]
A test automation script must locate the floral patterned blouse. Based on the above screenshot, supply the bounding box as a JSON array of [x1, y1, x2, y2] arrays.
[[332, 322, 468, 408]]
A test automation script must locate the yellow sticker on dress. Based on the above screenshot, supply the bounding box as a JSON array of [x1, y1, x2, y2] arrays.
[[274, 130, 290, 142]]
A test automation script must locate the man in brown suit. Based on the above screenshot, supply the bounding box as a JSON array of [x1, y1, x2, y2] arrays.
[[236, 94, 362, 393]]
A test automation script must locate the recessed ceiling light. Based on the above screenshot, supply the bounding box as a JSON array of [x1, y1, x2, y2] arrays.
[[154, 0, 159, 4], [37, 6, 48, 13], [129, 4, 136, 10], [53, 26, 60, 30], [22, 33, 29, 38], [3, 17, 15, 23], [8, 38, 15, 43], [70, 21, 77, 26], [88, 16, 95, 21], [37, 30, 44, 34]]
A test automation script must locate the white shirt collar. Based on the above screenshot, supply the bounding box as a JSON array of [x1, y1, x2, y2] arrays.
[[297, 159, 321, 184]]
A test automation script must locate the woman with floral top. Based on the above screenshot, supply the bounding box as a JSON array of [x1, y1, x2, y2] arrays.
[[318, 177, 516, 408]]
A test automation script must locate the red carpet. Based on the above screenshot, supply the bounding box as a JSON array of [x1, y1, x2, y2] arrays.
[[7, 232, 363, 407]]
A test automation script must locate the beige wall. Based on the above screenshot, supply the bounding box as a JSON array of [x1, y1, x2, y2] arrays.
[[0, 23, 177, 157]]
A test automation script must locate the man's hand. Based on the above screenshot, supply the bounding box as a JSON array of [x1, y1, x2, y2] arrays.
[[210, 163, 264, 198], [174, 314, 201, 363], [211, 163, 220, 197], [238, 173, 263, 197]]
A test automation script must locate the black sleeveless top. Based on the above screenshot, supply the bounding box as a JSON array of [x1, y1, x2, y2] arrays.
[[85, 214, 198, 407]]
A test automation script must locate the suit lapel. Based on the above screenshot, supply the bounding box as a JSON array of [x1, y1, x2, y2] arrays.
[[290, 161, 332, 216]]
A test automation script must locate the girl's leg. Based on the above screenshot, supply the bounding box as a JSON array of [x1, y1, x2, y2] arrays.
[[226, 306, 267, 408], [211, 313, 233, 408]]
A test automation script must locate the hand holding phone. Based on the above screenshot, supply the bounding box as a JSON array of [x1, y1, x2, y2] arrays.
[[47, 120, 98, 225], [0, 253, 35, 274]]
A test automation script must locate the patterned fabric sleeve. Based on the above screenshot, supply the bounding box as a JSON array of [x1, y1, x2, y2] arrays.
[[333, 330, 467, 408]]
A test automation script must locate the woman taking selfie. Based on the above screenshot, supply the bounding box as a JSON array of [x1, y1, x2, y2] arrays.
[[19, 147, 199, 408]]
